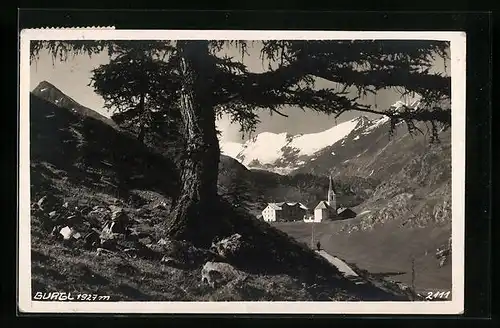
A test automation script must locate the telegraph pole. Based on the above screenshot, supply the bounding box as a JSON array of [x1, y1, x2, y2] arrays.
[[411, 256, 416, 292], [311, 221, 315, 249]]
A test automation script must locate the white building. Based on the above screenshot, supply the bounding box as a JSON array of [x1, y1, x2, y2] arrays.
[[303, 214, 319, 223], [262, 202, 308, 222]]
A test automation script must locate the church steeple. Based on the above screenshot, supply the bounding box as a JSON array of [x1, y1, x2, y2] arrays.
[[327, 174, 336, 209]]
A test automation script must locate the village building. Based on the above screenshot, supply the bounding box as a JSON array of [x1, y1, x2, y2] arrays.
[[336, 207, 357, 219], [312, 174, 339, 222], [262, 202, 308, 222], [262, 174, 357, 223]]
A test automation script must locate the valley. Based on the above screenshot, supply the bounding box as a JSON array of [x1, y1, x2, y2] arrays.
[[272, 220, 452, 294]]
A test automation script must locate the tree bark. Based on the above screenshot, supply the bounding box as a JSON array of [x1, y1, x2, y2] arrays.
[[166, 41, 231, 247], [137, 93, 146, 143], [137, 125, 146, 144]]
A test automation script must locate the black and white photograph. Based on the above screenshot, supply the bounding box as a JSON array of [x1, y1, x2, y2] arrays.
[[18, 29, 466, 314]]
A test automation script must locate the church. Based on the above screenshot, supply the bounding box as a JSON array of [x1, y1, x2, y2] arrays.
[[261, 174, 356, 223], [312, 174, 339, 222]]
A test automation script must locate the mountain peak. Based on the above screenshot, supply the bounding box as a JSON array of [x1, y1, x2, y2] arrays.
[[31, 80, 70, 106], [353, 115, 372, 129], [355, 115, 371, 123], [32, 80, 58, 93], [31, 81, 118, 128]]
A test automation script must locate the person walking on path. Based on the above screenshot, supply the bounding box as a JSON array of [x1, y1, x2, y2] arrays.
[[316, 241, 321, 251]]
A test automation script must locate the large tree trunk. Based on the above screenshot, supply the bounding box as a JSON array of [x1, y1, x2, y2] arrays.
[[166, 41, 231, 247], [137, 93, 146, 143]]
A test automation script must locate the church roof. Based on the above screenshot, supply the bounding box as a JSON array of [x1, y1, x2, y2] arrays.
[[338, 207, 357, 215], [267, 203, 283, 210], [315, 201, 333, 210], [337, 207, 347, 213], [266, 202, 308, 211], [285, 202, 309, 210]]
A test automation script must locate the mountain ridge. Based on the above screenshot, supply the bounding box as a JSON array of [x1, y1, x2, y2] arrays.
[[32, 80, 119, 129], [221, 115, 377, 175]]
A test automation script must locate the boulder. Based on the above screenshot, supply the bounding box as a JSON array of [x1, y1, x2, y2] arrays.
[[109, 205, 125, 217], [51, 225, 63, 238], [99, 227, 119, 246], [211, 233, 246, 261], [99, 206, 130, 235], [157, 238, 168, 246], [83, 231, 100, 248], [95, 247, 114, 256], [145, 243, 164, 253], [37, 196, 47, 208], [152, 201, 168, 210], [59, 226, 74, 240], [87, 207, 110, 225], [66, 214, 82, 226], [160, 256, 184, 268], [36, 194, 58, 212], [102, 220, 127, 235], [138, 236, 152, 245], [201, 261, 248, 288]]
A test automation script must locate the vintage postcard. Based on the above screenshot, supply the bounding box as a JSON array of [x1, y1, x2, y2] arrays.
[[18, 29, 466, 314]]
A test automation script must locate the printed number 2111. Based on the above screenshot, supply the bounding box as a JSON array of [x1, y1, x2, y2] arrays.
[[426, 291, 451, 300]]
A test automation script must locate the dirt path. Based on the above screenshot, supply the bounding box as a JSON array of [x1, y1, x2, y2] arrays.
[[316, 250, 366, 285]]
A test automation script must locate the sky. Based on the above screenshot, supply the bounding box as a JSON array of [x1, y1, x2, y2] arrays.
[[30, 41, 449, 143]]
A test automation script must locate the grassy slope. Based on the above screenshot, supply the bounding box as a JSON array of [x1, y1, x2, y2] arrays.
[[273, 220, 451, 293], [29, 93, 408, 302]]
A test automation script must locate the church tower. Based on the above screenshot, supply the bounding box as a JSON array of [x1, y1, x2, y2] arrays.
[[327, 174, 336, 210]]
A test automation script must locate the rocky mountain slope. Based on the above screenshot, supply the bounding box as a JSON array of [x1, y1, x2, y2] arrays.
[[28, 81, 411, 301]]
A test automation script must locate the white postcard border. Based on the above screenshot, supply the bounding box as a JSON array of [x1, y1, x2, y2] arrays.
[[18, 29, 466, 314]]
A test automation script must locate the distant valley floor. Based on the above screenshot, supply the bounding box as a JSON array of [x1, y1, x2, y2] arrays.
[[272, 219, 452, 294]]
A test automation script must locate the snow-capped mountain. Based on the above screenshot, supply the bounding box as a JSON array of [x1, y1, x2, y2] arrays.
[[219, 94, 450, 180], [220, 115, 390, 175]]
